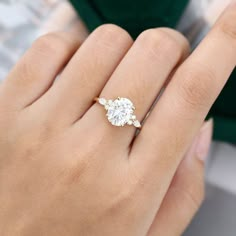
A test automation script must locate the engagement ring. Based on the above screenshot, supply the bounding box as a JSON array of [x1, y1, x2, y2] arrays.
[[95, 97, 141, 129]]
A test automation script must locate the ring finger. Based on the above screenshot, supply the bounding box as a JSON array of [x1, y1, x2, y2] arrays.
[[83, 28, 190, 146]]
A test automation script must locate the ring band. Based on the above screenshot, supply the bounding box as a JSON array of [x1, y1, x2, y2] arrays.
[[94, 97, 141, 129]]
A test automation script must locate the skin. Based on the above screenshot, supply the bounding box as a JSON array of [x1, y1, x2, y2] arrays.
[[0, 3, 235, 236]]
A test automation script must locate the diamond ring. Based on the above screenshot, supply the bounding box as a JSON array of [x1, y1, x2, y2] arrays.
[[94, 97, 141, 129]]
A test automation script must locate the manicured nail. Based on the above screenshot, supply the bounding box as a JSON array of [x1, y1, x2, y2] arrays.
[[186, 119, 213, 163], [195, 119, 214, 162]]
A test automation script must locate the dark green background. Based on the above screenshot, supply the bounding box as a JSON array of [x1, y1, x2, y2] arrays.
[[70, 0, 236, 143]]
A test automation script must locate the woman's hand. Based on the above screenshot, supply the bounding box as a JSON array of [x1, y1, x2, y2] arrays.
[[0, 3, 235, 236]]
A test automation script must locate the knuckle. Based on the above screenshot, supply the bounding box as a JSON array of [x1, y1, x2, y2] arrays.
[[93, 24, 132, 48], [33, 32, 71, 56], [218, 6, 236, 43], [177, 63, 216, 111], [12, 32, 75, 86], [160, 27, 190, 47], [95, 24, 126, 35], [107, 182, 139, 219], [64, 130, 109, 185], [15, 57, 37, 86], [18, 120, 59, 162], [137, 29, 182, 60], [106, 166, 144, 211], [15, 134, 43, 161], [64, 154, 91, 185]]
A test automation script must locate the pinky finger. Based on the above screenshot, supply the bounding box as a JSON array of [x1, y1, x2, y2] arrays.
[[147, 119, 213, 236]]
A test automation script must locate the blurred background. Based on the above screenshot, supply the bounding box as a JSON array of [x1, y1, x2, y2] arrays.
[[0, 0, 235, 235]]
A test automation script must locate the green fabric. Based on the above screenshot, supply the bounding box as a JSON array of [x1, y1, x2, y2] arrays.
[[70, 0, 189, 38], [208, 72, 236, 143], [70, 0, 236, 143]]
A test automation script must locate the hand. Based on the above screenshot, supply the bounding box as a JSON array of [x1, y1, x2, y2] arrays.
[[0, 4, 235, 236]]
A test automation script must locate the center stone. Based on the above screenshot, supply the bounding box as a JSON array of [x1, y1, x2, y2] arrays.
[[106, 98, 134, 126]]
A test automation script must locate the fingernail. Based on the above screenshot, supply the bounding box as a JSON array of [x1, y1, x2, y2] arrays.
[[186, 119, 213, 163], [195, 119, 214, 162]]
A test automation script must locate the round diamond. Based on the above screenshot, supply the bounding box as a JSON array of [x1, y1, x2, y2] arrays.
[[106, 98, 134, 126]]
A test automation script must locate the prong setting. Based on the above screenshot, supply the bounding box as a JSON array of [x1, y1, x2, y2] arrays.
[[96, 97, 141, 129]]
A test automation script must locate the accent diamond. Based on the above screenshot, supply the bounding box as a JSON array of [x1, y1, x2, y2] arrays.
[[127, 120, 133, 125], [133, 120, 141, 128], [98, 98, 107, 105]]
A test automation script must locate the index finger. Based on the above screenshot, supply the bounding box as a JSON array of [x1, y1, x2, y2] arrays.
[[131, 4, 236, 180]]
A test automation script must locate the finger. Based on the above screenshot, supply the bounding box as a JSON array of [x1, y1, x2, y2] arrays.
[[84, 28, 189, 147], [147, 120, 213, 236], [131, 4, 236, 186], [33, 24, 133, 126], [0, 32, 81, 110]]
